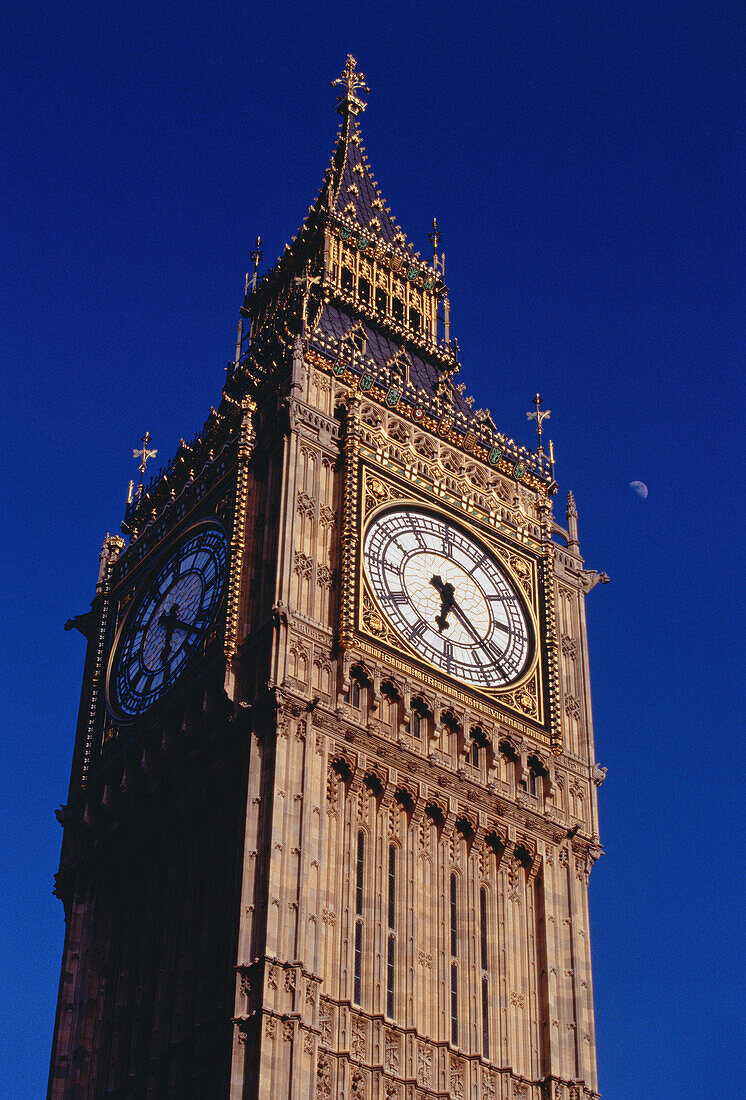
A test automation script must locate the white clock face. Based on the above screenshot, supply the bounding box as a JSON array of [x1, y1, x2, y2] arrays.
[[363, 508, 531, 688]]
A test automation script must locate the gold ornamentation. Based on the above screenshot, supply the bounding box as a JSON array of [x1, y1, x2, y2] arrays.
[[339, 394, 361, 650], [541, 543, 562, 753], [224, 396, 256, 659]]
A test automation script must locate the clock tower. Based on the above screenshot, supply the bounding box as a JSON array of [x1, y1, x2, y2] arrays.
[[50, 57, 606, 1100]]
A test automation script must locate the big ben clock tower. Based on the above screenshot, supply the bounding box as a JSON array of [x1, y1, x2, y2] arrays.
[[49, 57, 606, 1100]]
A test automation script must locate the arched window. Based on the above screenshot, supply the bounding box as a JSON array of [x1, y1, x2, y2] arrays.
[[354, 922, 362, 1006], [527, 755, 545, 799], [441, 711, 460, 761], [341, 267, 353, 294], [354, 830, 364, 1006], [480, 887, 490, 1058], [356, 830, 364, 916], [450, 873, 458, 1045], [387, 845, 396, 1018], [381, 681, 400, 732]]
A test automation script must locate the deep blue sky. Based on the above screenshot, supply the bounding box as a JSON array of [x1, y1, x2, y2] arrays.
[[2, 2, 743, 1096]]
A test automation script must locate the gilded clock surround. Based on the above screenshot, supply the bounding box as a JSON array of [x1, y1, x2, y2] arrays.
[[340, 450, 560, 748]]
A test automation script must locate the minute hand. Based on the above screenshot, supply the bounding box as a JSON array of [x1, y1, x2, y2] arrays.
[[448, 598, 509, 680]]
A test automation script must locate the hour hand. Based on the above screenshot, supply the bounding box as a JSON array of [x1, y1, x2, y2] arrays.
[[430, 574, 456, 632], [173, 618, 199, 635]]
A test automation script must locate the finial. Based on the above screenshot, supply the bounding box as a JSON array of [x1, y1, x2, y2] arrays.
[[294, 262, 322, 336], [233, 269, 252, 374], [133, 431, 157, 497], [527, 393, 551, 459], [566, 490, 579, 550], [250, 236, 263, 291], [331, 55, 370, 117], [429, 217, 445, 276]]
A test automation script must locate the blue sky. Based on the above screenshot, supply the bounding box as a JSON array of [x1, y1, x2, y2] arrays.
[[2, 2, 743, 1095]]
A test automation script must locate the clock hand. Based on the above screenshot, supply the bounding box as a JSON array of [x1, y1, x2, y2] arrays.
[[430, 574, 456, 632], [431, 575, 509, 679], [431, 575, 481, 642], [158, 603, 181, 664], [447, 597, 486, 647], [172, 618, 199, 635]]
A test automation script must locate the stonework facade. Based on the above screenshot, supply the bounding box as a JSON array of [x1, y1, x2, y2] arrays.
[[49, 58, 604, 1099]]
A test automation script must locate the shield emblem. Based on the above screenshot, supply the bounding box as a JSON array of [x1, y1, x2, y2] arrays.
[[424, 276, 435, 291], [407, 265, 418, 281], [413, 405, 424, 421], [488, 446, 503, 466], [357, 235, 369, 251], [333, 359, 346, 376], [339, 226, 351, 240], [464, 431, 476, 450], [360, 374, 373, 391], [385, 386, 401, 407], [513, 461, 526, 480]]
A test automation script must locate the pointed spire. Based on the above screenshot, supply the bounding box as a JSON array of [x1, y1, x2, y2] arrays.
[[324, 59, 419, 258], [566, 491, 580, 550], [331, 55, 369, 118], [233, 270, 250, 372]]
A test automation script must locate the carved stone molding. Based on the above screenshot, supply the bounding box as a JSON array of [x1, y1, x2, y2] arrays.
[[417, 1043, 433, 1088]]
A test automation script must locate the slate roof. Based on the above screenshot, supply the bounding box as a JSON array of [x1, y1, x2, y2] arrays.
[[310, 301, 474, 420], [322, 113, 421, 263]]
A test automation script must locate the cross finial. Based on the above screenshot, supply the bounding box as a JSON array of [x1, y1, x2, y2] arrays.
[[250, 236, 263, 291], [331, 55, 369, 117], [294, 261, 322, 335], [133, 431, 157, 493], [526, 393, 551, 457], [429, 217, 442, 253], [429, 217, 446, 277]]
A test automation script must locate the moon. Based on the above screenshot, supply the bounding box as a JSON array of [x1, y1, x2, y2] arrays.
[[629, 480, 648, 499]]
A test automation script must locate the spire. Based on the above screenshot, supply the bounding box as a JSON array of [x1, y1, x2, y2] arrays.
[[331, 54, 369, 119], [323, 57, 420, 259], [566, 490, 580, 550]]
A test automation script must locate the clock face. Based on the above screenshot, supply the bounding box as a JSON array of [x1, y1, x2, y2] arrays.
[[363, 508, 531, 689], [106, 521, 228, 721]]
